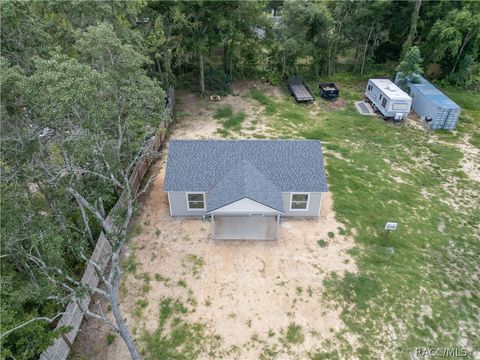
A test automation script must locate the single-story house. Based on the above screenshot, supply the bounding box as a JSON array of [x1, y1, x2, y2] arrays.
[[164, 140, 328, 240]]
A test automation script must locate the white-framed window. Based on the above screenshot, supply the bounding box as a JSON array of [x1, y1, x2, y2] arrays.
[[290, 193, 309, 211], [186, 193, 205, 210]]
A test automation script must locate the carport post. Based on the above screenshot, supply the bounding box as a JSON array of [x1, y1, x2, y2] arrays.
[[275, 214, 280, 240], [211, 213, 215, 239]]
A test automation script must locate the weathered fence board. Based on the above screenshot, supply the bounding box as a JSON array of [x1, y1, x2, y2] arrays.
[[40, 87, 174, 360]]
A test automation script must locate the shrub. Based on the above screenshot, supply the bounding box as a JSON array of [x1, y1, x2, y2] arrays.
[[106, 333, 116, 345], [317, 239, 328, 248]]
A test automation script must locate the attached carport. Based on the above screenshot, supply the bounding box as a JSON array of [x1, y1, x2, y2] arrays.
[[213, 214, 279, 240], [206, 160, 285, 240], [210, 198, 282, 240]]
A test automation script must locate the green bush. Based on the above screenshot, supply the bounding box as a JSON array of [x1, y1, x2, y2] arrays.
[[317, 239, 328, 248], [205, 68, 231, 95]]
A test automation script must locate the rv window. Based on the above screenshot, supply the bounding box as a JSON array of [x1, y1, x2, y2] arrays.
[[368, 85, 372, 91], [392, 103, 408, 110], [382, 98, 387, 108], [379, 94, 382, 100]]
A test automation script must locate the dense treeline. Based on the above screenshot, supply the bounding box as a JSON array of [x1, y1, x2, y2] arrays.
[[0, 1, 478, 359]]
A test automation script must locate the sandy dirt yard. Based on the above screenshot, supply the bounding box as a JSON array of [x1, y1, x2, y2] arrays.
[[72, 82, 358, 359]]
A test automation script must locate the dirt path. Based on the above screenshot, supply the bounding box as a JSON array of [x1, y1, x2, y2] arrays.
[[72, 82, 358, 359]]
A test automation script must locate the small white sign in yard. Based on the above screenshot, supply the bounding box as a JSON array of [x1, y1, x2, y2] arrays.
[[385, 222, 398, 231], [384, 222, 398, 241]]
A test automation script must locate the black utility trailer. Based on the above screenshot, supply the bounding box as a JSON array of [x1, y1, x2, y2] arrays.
[[288, 76, 314, 103], [319, 82, 339, 101]]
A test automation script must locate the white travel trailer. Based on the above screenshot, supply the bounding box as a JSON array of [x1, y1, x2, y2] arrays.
[[365, 79, 412, 120]]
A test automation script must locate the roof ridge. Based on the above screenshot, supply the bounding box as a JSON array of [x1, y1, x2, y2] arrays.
[[206, 158, 284, 213]]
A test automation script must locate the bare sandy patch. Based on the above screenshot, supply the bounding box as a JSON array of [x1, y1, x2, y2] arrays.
[[456, 135, 480, 182], [72, 86, 358, 359], [172, 81, 284, 140], [100, 158, 357, 360]]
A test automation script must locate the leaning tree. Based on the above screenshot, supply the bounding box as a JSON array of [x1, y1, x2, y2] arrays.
[[0, 23, 170, 359]]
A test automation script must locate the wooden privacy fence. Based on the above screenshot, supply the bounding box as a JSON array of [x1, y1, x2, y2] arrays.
[[40, 87, 175, 360]]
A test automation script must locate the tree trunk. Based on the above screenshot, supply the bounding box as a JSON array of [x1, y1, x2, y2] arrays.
[[451, 31, 473, 74], [97, 195, 106, 218], [360, 26, 374, 75], [353, 46, 360, 70], [110, 265, 141, 360], [199, 53, 205, 93], [327, 44, 332, 76], [228, 32, 235, 80], [402, 0, 422, 56], [156, 59, 164, 84], [223, 42, 228, 73], [75, 197, 95, 248]]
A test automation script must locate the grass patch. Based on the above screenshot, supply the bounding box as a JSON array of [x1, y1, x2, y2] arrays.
[[130, 224, 143, 237], [177, 279, 188, 288], [248, 89, 277, 115], [142, 297, 221, 359], [105, 333, 116, 345], [285, 323, 304, 344], [132, 298, 149, 318], [182, 254, 205, 279], [214, 105, 234, 119], [243, 73, 480, 358], [123, 254, 137, 274], [223, 112, 245, 130], [214, 105, 246, 132]]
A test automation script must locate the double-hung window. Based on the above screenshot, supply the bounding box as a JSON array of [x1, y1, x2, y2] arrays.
[[290, 193, 309, 210], [187, 193, 205, 210]]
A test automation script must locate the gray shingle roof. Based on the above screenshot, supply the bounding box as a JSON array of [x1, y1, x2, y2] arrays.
[[164, 139, 328, 194], [207, 160, 284, 213]]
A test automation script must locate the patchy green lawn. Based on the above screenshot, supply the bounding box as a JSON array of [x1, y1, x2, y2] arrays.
[[75, 78, 478, 360], [247, 74, 480, 359]]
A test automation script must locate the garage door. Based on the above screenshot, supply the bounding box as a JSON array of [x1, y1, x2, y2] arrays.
[[213, 215, 277, 240]]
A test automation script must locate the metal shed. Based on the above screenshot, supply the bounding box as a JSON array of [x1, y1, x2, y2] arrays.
[[397, 74, 461, 130]]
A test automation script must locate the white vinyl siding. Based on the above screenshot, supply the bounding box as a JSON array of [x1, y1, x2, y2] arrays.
[[186, 193, 205, 210]]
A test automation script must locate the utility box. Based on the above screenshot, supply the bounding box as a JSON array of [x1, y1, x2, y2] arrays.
[[365, 79, 412, 120], [397, 74, 461, 130]]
